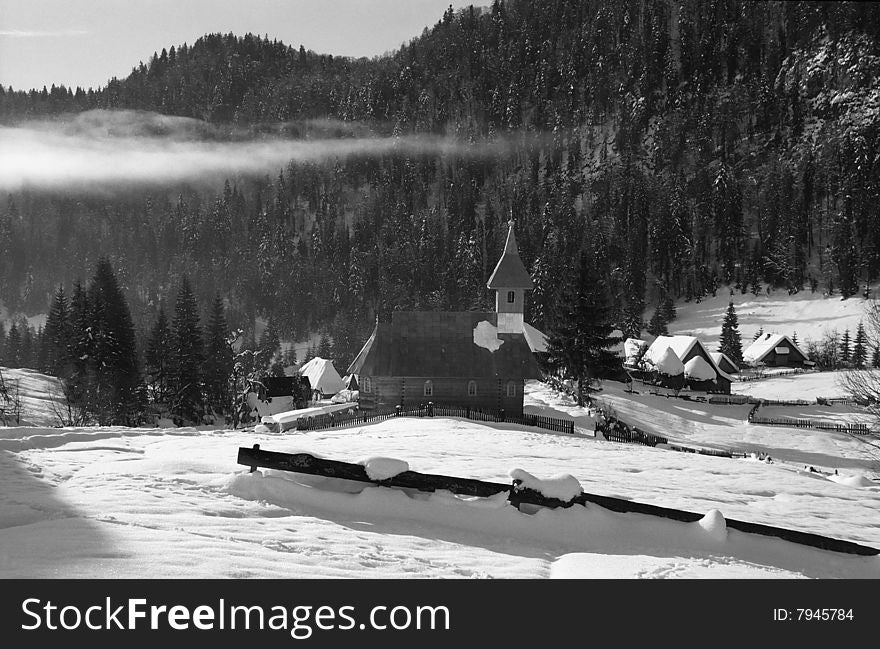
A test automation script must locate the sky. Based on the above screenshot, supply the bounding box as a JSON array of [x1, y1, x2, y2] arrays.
[[0, 0, 478, 92]]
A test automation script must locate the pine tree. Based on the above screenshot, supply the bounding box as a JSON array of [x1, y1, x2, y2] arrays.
[[791, 331, 799, 347], [258, 316, 282, 373], [145, 307, 173, 404], [646, 308, 668, 336], [719, 302, 743, 366], [86, 258, 141, 424], [839, 329, 851, 364], [42, 284, 73, 377], [317, 332, 333, 359], [851, 321, 867, 369], [658, 293, 676, 323], [545, 250, 619, 405], [0, 321, 5, 364], [873, 344, 880, 368], [170, 276, 204, 424], [5, 323, 21, 368], [19, 325, 34, 369], [203, 295, 233, 415], [753, 326, 764, 341]]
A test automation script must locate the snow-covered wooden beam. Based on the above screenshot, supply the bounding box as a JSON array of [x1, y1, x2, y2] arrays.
[[236, 445, 879, 557]]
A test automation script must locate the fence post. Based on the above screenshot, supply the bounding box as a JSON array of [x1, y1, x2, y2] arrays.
[[569, 420, 574, 435]]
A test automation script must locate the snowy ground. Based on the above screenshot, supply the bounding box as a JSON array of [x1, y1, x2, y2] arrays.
[[664, 285, 878, 350], [1, 373, 878, 579], [732, 370, 850, 400]]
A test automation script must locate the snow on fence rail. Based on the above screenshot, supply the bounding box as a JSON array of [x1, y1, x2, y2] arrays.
[[289, 402, 577, 435], [236, 447, 880, 557]]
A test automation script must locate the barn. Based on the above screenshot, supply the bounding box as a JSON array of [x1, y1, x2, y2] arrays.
[[348, 220, 544, 415], [643, 335, 732, 394], [743, 333, 811, 368]]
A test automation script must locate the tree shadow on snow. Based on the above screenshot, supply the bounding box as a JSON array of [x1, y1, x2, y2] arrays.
[[0, 449, 116, 578]]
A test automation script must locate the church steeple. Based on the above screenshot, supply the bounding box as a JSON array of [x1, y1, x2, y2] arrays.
[[487, 220, 533, 333]]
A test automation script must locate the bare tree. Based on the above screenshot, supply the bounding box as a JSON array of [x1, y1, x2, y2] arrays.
[[0, 371, 24, 426], [49, 381, 91, 427]]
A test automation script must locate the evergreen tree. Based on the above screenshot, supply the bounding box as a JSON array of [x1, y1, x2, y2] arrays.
[[851, 321, 867, 369], [873, 344, 880, 368], [203, 295, 233, 415], [258, 316, 282, 373], [658, 293, 676, 324], [719, 302, 743, 366], [840, 328, 851, 364], [0, 321, 5, 364], [85, 258, 141, 424], [5, 323, 21, 368], [753, 326, 764, 341], [317, 332, 333, 359], [646, 308, 668, 337], [545, 250, 619, 405], [170, 276, 204, 424], [791, 331, 799, 347], [42, 284, 73, 377], [145, 307, 173, 404], [19, 325, 34, 369]]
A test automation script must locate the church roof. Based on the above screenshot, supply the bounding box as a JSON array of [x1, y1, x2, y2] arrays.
[[487, 221, 534, 290], [348, 311, 541, 379]]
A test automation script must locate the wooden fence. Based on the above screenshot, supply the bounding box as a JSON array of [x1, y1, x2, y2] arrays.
[[749, 415, 871, 434], [290, 402, 577, 436], [237, 447, 880, 557]]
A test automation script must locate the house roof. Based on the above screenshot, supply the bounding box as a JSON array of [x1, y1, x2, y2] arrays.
[[743, 333, 809, 364], [645, 335, 733, 382], [348, 311, 541, 380], [298, 357, 345, 395], [487, 221, 534, 290], [710, 352, 740, 372], [522, 321, 548, 353]]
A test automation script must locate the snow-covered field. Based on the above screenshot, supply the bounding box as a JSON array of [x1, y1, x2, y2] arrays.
[[1, 372, 878, 579], [0, 367, 65, 427]]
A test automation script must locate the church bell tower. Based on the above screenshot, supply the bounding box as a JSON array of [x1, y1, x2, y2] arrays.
[[487, 220, 534, 334]]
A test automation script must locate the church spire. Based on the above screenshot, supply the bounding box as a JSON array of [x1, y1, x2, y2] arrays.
[[487, 219, 533, 290], [488, 219, 533, 334]]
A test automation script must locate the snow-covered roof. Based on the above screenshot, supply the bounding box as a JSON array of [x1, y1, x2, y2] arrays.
[[654, 347, 684, 376], [645, 335, 732, 382], [298, 357, 346, 395], [710, 352, 740, 372], [684, 356, 717, 381], [743, 333, 809, 364], [522, 322, 548, 353]]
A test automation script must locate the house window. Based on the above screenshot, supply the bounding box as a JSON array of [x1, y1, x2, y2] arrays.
[[467, 380, 477, 397], [362, 376, 371, 393], [506, 381, 516, 397], [423, 380, 433, 397], [507, 290, 516, 304]]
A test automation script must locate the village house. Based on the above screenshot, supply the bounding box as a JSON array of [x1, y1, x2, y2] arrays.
[[348, 221, 544, 415], [642, 335, 733, 394], [743, 333, 812, 368]]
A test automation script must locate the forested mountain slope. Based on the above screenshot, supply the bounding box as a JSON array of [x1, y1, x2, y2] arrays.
[[2, 0, 880, 369]]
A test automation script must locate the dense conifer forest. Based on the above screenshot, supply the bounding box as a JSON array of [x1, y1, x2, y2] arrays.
[[2, 0, 880, 419]]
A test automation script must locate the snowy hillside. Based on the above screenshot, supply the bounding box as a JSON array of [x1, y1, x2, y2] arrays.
[[660, 284, 879, 350], [0, 367, 65, 427], [1, 376, 878, 579]]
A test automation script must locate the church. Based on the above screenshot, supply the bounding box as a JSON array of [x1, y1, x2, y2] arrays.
[[347, 221, 545, 415]]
